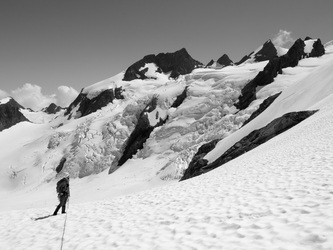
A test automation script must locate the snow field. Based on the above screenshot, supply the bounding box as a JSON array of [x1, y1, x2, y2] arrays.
[[1, 102, 333, 249]]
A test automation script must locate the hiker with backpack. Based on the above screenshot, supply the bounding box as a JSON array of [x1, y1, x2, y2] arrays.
[[53, 172, 70, 215]]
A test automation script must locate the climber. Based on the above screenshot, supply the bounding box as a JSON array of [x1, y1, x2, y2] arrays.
[[53, 172, 70, 215]]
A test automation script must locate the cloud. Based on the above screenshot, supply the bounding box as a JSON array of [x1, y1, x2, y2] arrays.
[[11, 83, 55, 110], [0, 89, 9, 99], [10, 83, 78, 111], [55, 86, 79, 108], [272, 30, 295, 48]]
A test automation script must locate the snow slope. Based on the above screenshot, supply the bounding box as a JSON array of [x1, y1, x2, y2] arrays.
[[0, 43, 333, 249], [206, 43, 333, 163], [0, 57, 267, 210], [1, 83, 333, 249]]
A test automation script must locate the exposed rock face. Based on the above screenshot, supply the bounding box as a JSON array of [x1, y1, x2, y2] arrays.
[[180, 110, 317, 181], [56, 157, 67, 173], [65, 87, 124, 118], [309, 39, 325, 57], [123, 48, 202, 81], [254, 40, 278, 62], [235, 55, 251, 65], [109, 97, 168, 173], [216, 54, 233, 67], [235, 40, 277, 65], [280, 38, 306, 67], [0, 98, 29, 132], [241, 92, 281, 127], [171, 87, 188, 108], [180, 139, 219, 181], [236, 38, 325, 110], [43, 103, 63, 114], [205, 59, 214, 68]]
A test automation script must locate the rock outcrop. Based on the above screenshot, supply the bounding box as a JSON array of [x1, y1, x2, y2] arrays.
[[309, 39, 325, 57], [123, 48, 202, 81], [216, 54, 233, 67], [65, 87, 124, 118], [205, 59, 215, 68], [235, 40, 278, 65], [109, 96, 168, 173], [43, 103, 63, 114], [180, 139, 219, 181], [254, 40, 278, 62], [180, 110, 317, 181], [235, 55, 251, 65], [0, 98, 29, 132], [56, 157, 67, 173], [236, 38, 325, 110], [171, 87, 188, 108]]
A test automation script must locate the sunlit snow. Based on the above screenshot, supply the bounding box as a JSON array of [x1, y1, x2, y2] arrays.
[[0, 97, 11, 105], [1, 43, 333, 249]]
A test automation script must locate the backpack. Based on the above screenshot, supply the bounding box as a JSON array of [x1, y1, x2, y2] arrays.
[[56, 178, 69, 194]]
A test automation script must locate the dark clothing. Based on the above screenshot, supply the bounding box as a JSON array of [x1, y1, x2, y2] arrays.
[[56, 177, 70, 195], [53, 177, 70, 215], [53, 193, 69, 215]]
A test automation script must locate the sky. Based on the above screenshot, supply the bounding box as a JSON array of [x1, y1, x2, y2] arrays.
[[0, 0, 332, 110]]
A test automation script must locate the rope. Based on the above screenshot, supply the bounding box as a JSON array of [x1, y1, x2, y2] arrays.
[[60, 198, 69, 250]]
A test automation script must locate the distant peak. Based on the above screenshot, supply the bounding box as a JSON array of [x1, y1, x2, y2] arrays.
[[123, 48, 202, 81], [178, 47, 188, 54], [236, 39, 277, 65], [264, 39, 273, 44], [43, 103, 64, 114], [216, 54, 233, 67], [0, 97, 12, 105], [0, 97, 25, 109]]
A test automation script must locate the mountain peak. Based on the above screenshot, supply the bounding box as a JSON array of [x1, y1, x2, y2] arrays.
[[123, 48, 203, 81], [236, 39, 278, 65], [216, 54, 233, 67], [42, 103, 64, 114], [0, 97, 28, 132]]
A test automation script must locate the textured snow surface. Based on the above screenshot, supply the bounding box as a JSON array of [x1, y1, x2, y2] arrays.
[[1, 102, 333, 249]]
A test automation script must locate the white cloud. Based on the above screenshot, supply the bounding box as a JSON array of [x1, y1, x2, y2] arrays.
[[55, 86, 79, 108], [272, 30, 295, 48], [0, 89, 9, 99], [10, 83, 78, 111], [11, 83, 55, 111]]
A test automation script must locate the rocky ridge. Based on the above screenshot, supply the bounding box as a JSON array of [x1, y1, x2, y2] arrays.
[[0, 98, 29, 132], [236, 38, 325, 110], [42, 103, 64, 114], [216, 54, 233, 67], [123, 48, 203, 81], [65, 87, 124, 119], [181, 110, 318, 181], [235, 40, 278, 65]]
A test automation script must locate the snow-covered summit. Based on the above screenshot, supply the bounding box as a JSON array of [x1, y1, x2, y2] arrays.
[[123, 48, 203, 81], [0, 97, 11, 105]]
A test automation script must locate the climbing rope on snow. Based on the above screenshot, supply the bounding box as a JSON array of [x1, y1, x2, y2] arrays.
[[60, 198, 69, 250]]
